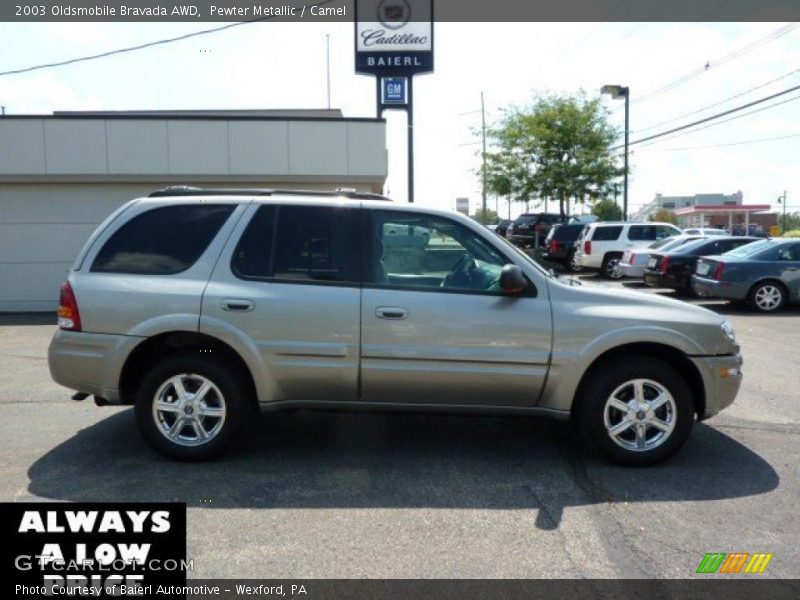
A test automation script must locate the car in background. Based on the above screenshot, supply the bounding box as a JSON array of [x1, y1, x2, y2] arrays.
[[569, 215, 599, 225], [683, 227, 728, 236], [616, 235, 705, 279], [507, 212, 564, 247], [574, 222, 682, 278], [644, 236, 759, 295], [495, 219, 512, 237], [543, 223, 585, 271], [692, 238, 800, 312]]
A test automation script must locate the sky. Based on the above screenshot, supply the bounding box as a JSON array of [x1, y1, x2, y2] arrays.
[[1, 20, 799, 219]]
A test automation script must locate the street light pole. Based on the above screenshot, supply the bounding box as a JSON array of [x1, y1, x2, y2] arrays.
[[623, 89, 630, 222], [778, 190, 788, 233], [601, 84, 630, 221]]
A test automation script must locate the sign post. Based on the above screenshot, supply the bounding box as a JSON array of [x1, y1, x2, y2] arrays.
[[355, 0, 434, 203]]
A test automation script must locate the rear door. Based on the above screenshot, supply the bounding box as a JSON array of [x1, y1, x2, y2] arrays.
[[777, 243, 800, 300], [359, 208, 552, 407], [202, 202, 361, 403]]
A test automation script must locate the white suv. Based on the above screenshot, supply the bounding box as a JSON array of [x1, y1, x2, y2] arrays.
[[575, 222, 681, 278]]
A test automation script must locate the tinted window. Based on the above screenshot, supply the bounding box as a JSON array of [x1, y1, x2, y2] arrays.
[[627, 225, 657, 241], [369, 211, 509, 294], [92, 205, 234, 274], [591, 226, 623, 241], [516, 215, 536, 225], [777, 243, 800, 261], [553, 225, 583, 241], [723, 239, 772, 257], [232, 205, 358, 283]]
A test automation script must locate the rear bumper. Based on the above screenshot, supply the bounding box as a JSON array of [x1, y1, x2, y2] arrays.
[[689, 353, 743, 419], [691, 276, 749, 300], [575, 254, 602, 269], [616, 262, 645, 278], [48, 329, 143, 404], [643, 271, 688, 290]]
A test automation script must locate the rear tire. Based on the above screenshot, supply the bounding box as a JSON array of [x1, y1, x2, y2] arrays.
[[134, 353, 252, 461], [574, 357, 695, 466], [601, 253, 624, 279], [747, 280, 786, 313]]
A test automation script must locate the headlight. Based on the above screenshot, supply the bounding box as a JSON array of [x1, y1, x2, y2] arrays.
[[721, 319, 736, 343]]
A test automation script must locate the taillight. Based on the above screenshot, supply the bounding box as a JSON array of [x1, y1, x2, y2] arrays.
[[629, 253, 636, 265], [549, 239, 559, 252], [660, 256, 670, 274], [713, 262, 725, 280], [584, 240, 592, 255], [58, 282, 82, 331]]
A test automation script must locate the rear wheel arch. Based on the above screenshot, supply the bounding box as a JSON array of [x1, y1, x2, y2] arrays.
[[747, 278, 789, 309], [572, 342, 705, 418], [119, 331, 257, 408]]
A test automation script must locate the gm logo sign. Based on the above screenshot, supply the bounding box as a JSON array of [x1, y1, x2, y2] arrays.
[[696, 552, 773, 574], [382, 77, 407, 105]]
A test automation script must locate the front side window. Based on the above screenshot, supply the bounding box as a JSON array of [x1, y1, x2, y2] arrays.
[[777, 243, 800, 261], [232, 205, 358, 283], [92, 204, 234, 274], [367, 211, 509, 294]]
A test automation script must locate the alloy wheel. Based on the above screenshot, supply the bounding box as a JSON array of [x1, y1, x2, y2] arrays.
[[603, 378, 676, 452], [753, 285, 783, 312], [152, 373, 226, 447]]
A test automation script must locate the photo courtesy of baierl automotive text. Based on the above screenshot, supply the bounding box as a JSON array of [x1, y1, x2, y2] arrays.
[[1, 0, 799, 597]]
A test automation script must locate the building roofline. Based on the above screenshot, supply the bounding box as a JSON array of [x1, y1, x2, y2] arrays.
[[674, 204, 771, 215], [0, 114, 386, 124]]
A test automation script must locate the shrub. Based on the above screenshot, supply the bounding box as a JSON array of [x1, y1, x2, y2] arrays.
[[784, 229, 800, 238]]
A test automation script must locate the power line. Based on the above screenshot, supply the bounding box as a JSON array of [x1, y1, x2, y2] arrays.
[[632, 23, 798, 104], [633, 65, 800, 134], [612, 82, 800, 150], [633, 131, 800, 152], [0, 1, 334, 78]]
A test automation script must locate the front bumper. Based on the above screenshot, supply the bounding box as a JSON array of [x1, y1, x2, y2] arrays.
[[643, 271, 688, 290], [689, 353, 743, 419], [48, 329, 143, 404]]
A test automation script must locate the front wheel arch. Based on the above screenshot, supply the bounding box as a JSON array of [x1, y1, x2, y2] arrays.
[[571, 342, 705, 419], [747, 279, 788, 312]]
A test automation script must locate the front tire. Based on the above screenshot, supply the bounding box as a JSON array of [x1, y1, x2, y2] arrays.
[[574, 358, 695, 466], [134, 353, 252, 461]]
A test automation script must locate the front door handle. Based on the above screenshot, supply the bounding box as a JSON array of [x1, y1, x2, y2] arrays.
[[375, 306, 408, 320], [222, 299, 255, 312]]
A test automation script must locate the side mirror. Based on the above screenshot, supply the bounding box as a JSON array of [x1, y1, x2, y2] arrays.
[[499, 264, 530, 295]]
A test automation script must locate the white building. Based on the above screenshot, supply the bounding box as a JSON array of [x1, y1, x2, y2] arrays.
[[0, 110, 387, 311], [632, 191, 743, 221]]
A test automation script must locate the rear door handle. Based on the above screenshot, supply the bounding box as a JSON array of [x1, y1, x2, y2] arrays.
[[222, 299, 255, 312], [375, 307, 408, 320]]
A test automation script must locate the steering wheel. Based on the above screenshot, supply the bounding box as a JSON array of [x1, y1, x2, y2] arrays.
[[441, 253, 476, 289]]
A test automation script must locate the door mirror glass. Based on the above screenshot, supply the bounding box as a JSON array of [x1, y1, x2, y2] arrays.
[[499, 264, 529, 295]]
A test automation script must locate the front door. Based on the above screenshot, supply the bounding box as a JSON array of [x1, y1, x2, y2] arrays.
[[360, 209, 552, 407]]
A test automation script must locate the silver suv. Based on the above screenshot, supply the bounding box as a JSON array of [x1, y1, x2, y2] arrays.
[[48, 188, 743, 465]]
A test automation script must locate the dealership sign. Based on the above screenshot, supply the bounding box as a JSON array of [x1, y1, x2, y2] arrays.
[[355, 0, 434, 75]]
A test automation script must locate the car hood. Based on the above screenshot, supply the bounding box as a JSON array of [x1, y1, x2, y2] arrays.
[[548, 277, 735, 355]]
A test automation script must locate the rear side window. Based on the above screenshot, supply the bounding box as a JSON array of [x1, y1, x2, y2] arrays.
[[591, 226, 623, 241], [232, 205, 359, 283], [554, 225, 582, 241], [92, 205, 234, 274]]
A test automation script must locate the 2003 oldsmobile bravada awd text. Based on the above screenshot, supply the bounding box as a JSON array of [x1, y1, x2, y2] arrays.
[[48, 188, 743, 465]]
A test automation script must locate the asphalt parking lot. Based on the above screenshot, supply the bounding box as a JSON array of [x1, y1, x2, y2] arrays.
[[0, 278, 798, 579]]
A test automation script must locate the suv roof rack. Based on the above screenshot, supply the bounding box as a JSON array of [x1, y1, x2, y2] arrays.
[[147, 186, 391, 201]]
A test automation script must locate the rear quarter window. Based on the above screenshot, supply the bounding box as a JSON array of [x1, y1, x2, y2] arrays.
[[92, 204, 234, 274], [591, 226, 623, 241]]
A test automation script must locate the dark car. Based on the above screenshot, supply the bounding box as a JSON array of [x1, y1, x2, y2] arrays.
[[507, 212, 564, 247], [692, 238, 800, 312], [543, 223, 585, 270], [495, 219, 512, 237], [644, 236, 759, 294]]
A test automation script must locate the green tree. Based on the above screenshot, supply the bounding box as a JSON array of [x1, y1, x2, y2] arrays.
[[486, 92, 623, 218], [472, 208, 500, 224], [649, 208, 678, 225], [592, 198, 623, 221]]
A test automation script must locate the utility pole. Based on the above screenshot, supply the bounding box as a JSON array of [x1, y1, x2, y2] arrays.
[[1, 106, 5, 116], [601, 85, 630, 220], [480, 91, 487, 223], [325, 34, 331, 110], [779, 190, 788, 233]]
